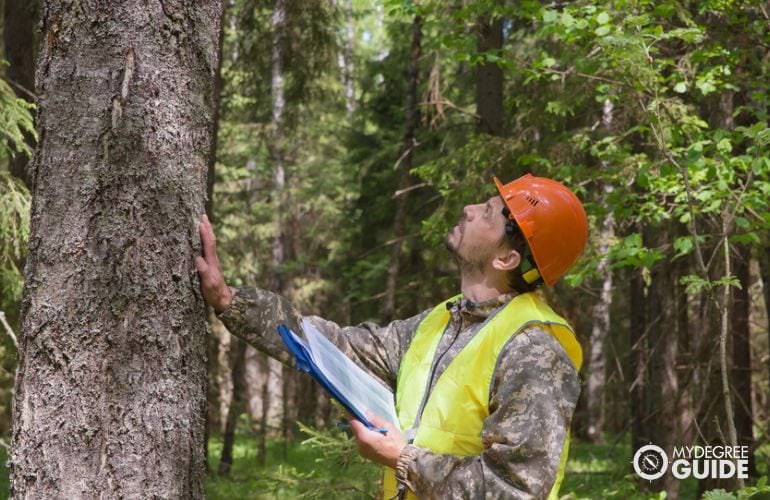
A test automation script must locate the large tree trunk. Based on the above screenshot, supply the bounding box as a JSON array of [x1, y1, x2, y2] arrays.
[[474, 0, 503, 136], [3, 0, 37, 188], [10, 2, 222, 497], [382, 14, 422, 323]]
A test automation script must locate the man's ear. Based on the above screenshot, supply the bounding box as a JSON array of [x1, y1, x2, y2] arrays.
[[492, 248, 521, 272]]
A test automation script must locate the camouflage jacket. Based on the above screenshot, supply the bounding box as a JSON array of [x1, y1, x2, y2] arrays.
[[218, 287, 581, 499]]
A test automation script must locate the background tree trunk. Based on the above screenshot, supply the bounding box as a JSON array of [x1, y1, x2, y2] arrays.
[[647, 226, 680, 497], [628, 254, 648, 462], [218, 338, 246, 476], [731, 243, 755, 476], [340, 0, 356, 119], [269, 0, 288, 445], [760, 249, 770, 442], [382, 14, 422, 323], [474, 0, 503, 136], [3, 0, 37, 188], [211, 313, 233, 434], [585, 98, 614, 443], [9, 1, 222, 497]]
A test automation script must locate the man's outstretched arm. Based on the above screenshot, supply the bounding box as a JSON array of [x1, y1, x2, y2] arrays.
[[195, 214, 424, 387]]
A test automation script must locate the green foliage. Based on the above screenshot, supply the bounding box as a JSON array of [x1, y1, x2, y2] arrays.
[[206, 429, 379, 499], [0, 445, 8, 498], [0, 171, 30, 306], [0, 64, 36, 158], [560, 435, 696, 499], [702, 476, 770, 500]]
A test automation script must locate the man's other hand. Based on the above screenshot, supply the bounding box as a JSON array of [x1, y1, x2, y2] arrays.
[[348, 411, 406, 469], [195, 214, 232, 313]]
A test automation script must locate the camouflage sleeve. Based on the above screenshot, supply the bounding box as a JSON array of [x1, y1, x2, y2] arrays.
[[397, 325, 581, 499], [217, 286, 426, 389]]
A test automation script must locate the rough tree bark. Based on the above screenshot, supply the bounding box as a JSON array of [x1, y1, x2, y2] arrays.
[[10, 1, 222, 498], [382, 14, 422, 323], [3, 0, 37, 188], [474, 0, 503, 136]]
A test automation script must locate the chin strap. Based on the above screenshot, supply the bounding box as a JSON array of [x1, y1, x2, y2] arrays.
[[519, 248, 542, 285]]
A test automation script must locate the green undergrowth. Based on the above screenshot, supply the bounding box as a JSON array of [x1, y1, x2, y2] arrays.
[[0, 434, 766, 498], [560, 435, 697, 499], [206, 425, 380, 499], [0, 446, 7, 498]]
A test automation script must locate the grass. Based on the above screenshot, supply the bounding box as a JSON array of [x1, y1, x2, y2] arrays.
[[560, 435, 698, 499], [205, 427, 380, 499], [0, 433, 766, 499], [0, 446, 7, 498]]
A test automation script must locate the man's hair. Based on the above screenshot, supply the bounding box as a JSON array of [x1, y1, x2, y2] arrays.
[[498, 206, 543, 294]]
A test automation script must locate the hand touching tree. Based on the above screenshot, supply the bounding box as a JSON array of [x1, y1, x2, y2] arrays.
[[195, 214, 232, 313]]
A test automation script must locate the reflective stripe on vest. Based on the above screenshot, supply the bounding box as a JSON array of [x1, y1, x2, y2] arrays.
[[382, 292, 582, 499]]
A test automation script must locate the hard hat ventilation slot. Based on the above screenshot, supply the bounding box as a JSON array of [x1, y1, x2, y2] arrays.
[[525, 196, 539, 206]]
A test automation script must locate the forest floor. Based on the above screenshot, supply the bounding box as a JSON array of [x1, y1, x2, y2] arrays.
[[0, 433, 766, 498]]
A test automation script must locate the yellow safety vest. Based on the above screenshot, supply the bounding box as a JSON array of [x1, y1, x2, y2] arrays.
[[382, 293, 582, 499]]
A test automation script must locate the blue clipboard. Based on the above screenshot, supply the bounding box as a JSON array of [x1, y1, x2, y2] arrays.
[[278, 324, 381, 431]]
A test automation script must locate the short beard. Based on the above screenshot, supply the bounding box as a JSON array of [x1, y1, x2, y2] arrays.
[[445, 234, 485, 277]]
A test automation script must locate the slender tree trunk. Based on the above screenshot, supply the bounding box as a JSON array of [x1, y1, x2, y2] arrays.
[[585, 98, 614, 443], [269, 0, 288, 444], [696, 245, 738, 494], [205, 3, 226, 218], [10, 2, 222, 497], [218, 338, 246, 476], [382, 15, 422, 323], [3, 0, 37, 188], [731, 243, 755, 476], [474, 0, 504, 136], [628, 252, 648, 461], [644, 224, 680, 497], [760, 249, 770, 442], [212, 313, 233, 434], [240, 345, 269, 465], [675, 253, 694, 452], [203, 4, 227, 472], [340, 0, 356, 119]]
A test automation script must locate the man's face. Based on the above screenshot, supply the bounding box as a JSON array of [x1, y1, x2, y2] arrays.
[[445, 196, 508, 271]]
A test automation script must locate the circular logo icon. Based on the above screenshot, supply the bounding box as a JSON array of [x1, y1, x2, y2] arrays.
[[633, 444, 668, 481]]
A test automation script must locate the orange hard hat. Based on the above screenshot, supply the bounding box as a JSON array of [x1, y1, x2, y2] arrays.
[[494, 174, 588, 287]]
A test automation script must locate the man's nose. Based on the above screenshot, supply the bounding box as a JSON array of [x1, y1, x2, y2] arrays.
[[463, 203, 481, 219]]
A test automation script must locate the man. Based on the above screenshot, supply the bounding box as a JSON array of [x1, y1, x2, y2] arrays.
[[196, 174, 587, 499]]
